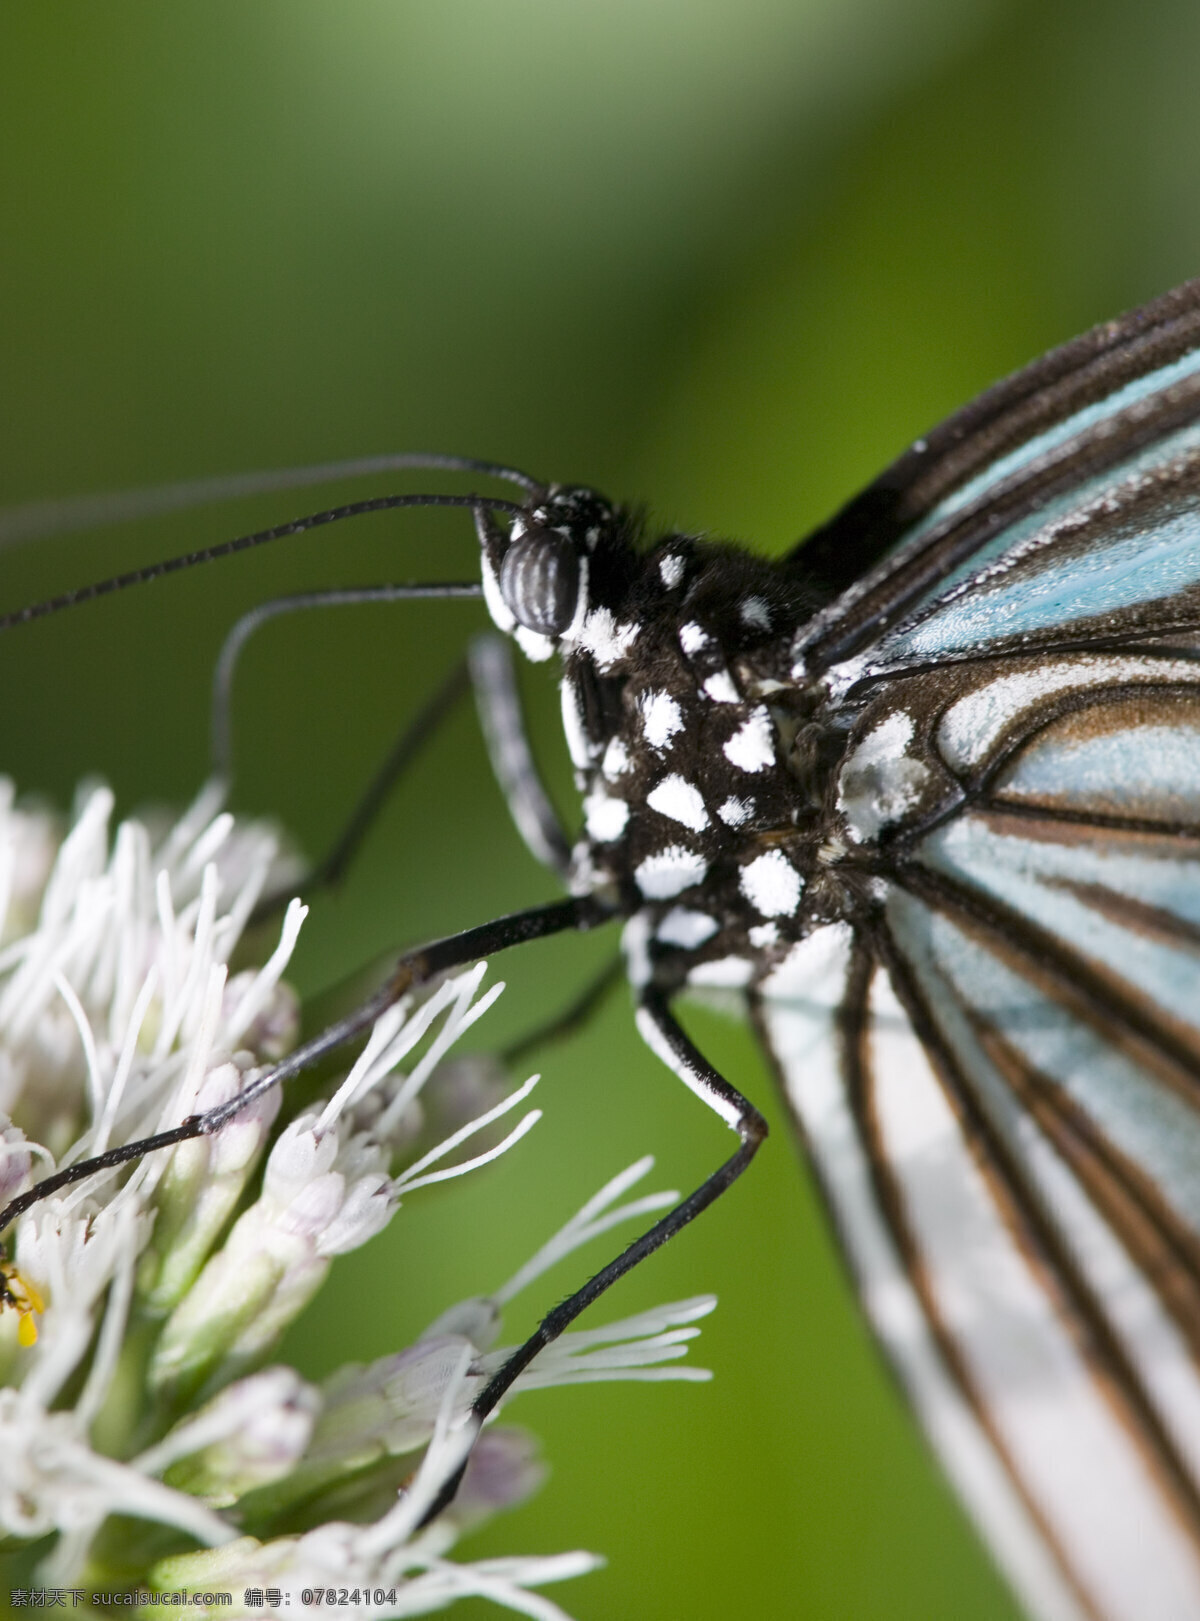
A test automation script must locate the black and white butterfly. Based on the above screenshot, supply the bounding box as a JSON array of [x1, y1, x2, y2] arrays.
[[8, 278, 1200, 1621]]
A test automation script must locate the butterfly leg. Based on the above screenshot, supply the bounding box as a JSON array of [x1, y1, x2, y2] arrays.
[[241, 651, 472, 924], [469, 631, 572, 876], [500, 954, 625, 1065], [420, 987, 767, 1519], [209, 581, 480, 782], [207, 582, 487, 923], [0, 892, 612, 1234], [248, 625, 569, 924], [293, 656, 473, 899]]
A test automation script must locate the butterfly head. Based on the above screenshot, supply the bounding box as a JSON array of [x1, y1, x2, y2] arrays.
[[477, 484, 630, 664]]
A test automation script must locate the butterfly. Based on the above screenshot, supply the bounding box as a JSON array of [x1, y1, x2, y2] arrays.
[[6, 278, 1200, 1620]]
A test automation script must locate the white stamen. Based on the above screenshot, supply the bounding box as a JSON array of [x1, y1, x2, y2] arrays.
[[224, 896, 307, 1048], [494, 1157, 675, 1306], [392, 1074, 543, 1195], [396, 1105, 542, 1192]]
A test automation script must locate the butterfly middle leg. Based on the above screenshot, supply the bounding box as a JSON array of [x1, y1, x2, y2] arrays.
[[421, 985, 768, 1521]]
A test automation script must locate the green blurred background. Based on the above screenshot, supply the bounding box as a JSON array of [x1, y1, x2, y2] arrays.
[[1, 2, 1197, 1616]]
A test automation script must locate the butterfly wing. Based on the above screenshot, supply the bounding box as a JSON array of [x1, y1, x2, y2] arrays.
[[758, 907, 1200, 1621], [757, 281, 1200, 1621], [791, 277, 1200, 678]]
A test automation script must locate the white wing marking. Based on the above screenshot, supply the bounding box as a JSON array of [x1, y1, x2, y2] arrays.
[[760, 928, 1090, 1621], [866, 960, 1200, 1621]]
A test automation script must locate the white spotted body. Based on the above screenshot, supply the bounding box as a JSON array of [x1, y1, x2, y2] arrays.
[[476, 483, 950, 995]]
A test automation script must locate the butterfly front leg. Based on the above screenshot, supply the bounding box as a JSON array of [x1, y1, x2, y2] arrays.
[[460, 989, 767, 1420], [469, 630, 573, 877]]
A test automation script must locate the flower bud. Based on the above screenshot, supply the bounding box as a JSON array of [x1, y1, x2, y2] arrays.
[[0, 1118, 32, 1208], [312, 1336, 477, 1466], [447, 1426, 547, 1531], [151, 1115, 397, 1399], [161, 1367, 321, 1507], [140, 1060, 281, 1313]]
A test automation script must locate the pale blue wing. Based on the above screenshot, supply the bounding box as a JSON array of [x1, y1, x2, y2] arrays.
[[792, 282, 1200, 680], [755, 653, 1200, 1621], [759, 914, 1200, 1621]]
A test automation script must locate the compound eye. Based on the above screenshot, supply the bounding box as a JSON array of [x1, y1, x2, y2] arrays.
[[499, 525, 581, 635]]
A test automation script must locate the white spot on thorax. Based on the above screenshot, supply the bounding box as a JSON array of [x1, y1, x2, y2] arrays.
[[723, 707, 776, 773], [739, 850, 803, 917], [635, 845, 708, 899], [749, 921, 779, 948], [560, 675, 598, 769], [602, 736, 630, 780], [740, 595, 771, 630], [659, 553, 685, 589], [583, 788, 629, 842], [703, 670, 739, 704], [640, 690, 684, 750], [646, 774, 709, 832], [578, 606, 638, 672], [718, 796, 754, 827], [837, 710, 930, 842], [656, 907, 720, 948], [679, 621, 710, 655], [688, 956, 755, 988]]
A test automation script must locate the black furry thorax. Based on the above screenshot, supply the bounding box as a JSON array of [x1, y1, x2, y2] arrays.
[[479, 486, 881, 994]]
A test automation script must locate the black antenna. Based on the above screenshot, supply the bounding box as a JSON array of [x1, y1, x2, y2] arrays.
[[0, 491, 525, 633], [0, 453, 544, 549]]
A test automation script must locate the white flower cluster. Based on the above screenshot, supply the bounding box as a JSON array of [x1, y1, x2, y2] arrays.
[[0, 783, 715, 1619]]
